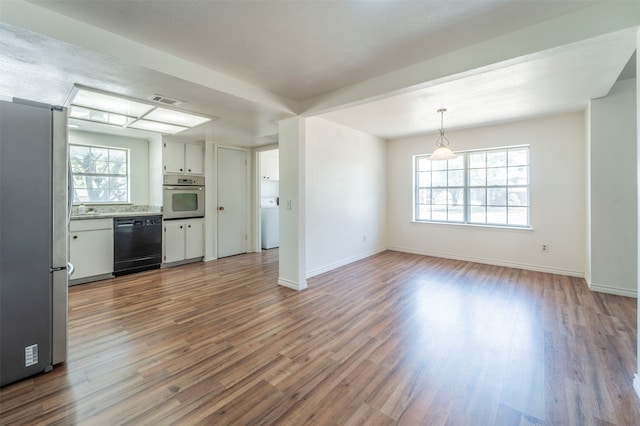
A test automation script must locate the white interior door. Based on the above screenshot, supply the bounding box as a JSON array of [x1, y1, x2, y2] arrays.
[[217, 147, 248, 258]]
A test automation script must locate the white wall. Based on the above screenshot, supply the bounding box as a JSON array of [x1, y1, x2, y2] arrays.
[[278, 117, 307, 290], [305, 117, 387, 277], [588, 78, 637, 297], [387, 112, 586, 276], [69, 130, 150, 205]]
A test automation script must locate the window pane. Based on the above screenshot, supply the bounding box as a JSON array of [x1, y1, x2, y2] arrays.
[[508, 166, 528, 185], [91, 147, 109, 162], [417, 157, 431, 172], [469, 188, 486, 206], [507, 187, 528, 206], [109, 149, 126, 162], [470, 206, 486, 223], [432, 206, 447, 221], [417, 171, 431, 187], [469, 152, 485, 169], [74, 188, 88, 202], [448, 156, 464, 170], [448, 188, 464, 207], [417, 189, 431, 204], [432, 189, 448, 204], [448, 206, 463, 222], [508, 207, 529, 226], [87, 189, 108, 202], [431, 160, 447, 171], [73, 175, 88, 189], [487, 150, 507, 167], [109, 160, 127, 175], [417, 205, 431, 221], [469, 169, 486, 186], [487, 167, 507, 186], [508, 148, 528, 166], [487, 188, 506, 206], [448, 170, 464, 186], [93, 160, 109, 174], [432, 171, 447, 187], [487, 207, 507, 224]]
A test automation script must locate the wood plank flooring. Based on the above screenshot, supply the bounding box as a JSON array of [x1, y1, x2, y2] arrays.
[[1, 250, 639, 425]]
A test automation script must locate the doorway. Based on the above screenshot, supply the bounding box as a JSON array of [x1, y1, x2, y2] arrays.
[[217, 146, 248, 258], [258, 149, 279, 251]]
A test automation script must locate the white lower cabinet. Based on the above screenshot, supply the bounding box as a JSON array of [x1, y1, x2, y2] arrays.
[[69, 218, 114, 283], [164, 218, 203, 264]]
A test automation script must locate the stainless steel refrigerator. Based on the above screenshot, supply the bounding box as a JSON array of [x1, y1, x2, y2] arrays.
[[0, 99, 69, 387]]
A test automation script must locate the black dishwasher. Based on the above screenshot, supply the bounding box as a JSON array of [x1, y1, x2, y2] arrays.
[[113, 215, 162, 276]]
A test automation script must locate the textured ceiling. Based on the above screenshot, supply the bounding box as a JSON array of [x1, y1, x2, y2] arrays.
[[0, 1, 637, 145], [27, 0, 599, 101]]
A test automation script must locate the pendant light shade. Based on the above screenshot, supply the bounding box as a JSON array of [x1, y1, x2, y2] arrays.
[[429, 108, 457, 161]]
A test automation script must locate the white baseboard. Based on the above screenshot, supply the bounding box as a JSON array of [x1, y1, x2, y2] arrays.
[[278, 277, 308, 291], [203, 256, 217, 262], [634, 374, 640, 400], [305, 247, 388, 279], [587, 281, 637, 298], [387, 246, 584, 278]]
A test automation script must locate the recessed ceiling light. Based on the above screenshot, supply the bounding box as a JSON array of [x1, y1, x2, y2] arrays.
[[128, 119, 189, 135], [69, 86, 214, 135], [144, 108, 210, 127], [73, 89, 154, 117]]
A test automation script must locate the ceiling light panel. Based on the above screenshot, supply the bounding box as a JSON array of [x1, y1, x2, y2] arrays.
[[128, 119, 189, 135], [73, 89, 154, 117], [144, 108, 211, 127], [69, 105, 131, 126]]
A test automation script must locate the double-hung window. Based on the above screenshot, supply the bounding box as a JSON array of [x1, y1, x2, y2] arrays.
[[415, 145, 530, 227], [70, 144, 130, 204]]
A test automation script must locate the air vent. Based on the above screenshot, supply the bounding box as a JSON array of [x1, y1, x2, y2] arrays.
[[148, 94, 184, 107]]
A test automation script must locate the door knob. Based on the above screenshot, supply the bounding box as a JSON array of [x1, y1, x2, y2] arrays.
[[218, 206, 225, 211]]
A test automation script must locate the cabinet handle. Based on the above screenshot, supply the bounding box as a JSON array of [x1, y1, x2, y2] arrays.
[[180, 226, 183, 229], [72, 235, 78, 239], [218, 206, 225, 211], [188, 169, 191, 172], [180, 168, 183, 172]]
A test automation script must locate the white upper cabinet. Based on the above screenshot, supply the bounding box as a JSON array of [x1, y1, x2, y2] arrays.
[[163, 141, 204, 175], [184, 143, 204, 175], [261, 151, 279, 181]]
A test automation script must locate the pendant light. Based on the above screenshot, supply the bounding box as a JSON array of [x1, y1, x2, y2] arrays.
[[429, 108, 457, 161]]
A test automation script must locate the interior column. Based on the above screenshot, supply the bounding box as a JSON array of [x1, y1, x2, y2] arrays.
[[277, 117, 307, 290]]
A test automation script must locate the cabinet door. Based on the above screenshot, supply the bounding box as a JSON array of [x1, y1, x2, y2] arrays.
[[164, 221, 186, 263], [262, 154, 279, 180], [184, 144, 204, 175], [271, 154, 279, 181], [185, 219, 204, 259], [164, 141, 185, 174], [69, 229, 113, 279]]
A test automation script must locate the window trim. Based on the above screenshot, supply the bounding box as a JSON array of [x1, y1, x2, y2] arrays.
[[70, 143, 131, 205], [413, 144, 531, 229]]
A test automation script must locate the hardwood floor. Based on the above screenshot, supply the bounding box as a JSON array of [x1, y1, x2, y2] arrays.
[[1, 250, 639, 425]]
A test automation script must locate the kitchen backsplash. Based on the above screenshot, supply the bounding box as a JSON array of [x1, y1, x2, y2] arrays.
[[71, 204, 162, 216]]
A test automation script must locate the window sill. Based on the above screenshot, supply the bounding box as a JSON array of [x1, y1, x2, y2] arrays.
[[411, 220, 534, 232]]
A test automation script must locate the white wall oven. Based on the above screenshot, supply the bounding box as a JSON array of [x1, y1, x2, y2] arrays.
[[163, 175, 205, 219]]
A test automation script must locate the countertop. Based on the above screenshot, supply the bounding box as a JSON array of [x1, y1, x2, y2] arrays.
[[70, 211, 162, 220]]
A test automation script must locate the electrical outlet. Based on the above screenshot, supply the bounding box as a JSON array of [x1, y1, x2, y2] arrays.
[[541, 244, 549, 253]]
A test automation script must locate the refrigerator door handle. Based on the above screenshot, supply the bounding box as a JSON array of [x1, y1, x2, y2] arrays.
[[50, 266, 68, 272]]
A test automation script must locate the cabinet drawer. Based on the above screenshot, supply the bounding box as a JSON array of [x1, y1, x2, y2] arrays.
[[70, 218, 113, 232]]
